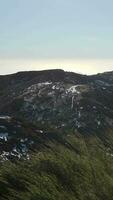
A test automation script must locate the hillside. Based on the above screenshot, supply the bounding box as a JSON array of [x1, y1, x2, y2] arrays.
[[0, 69, 113, 199]]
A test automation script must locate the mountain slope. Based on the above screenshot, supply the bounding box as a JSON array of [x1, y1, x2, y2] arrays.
[[0, 69, 113, 199]]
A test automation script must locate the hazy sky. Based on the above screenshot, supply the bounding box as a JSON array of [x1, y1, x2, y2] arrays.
[[0, 0, 113, 75]]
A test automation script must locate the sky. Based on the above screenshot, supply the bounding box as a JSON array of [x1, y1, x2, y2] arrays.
[[0, 0, 113, 75]]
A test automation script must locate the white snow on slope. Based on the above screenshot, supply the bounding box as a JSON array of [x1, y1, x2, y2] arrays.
[[67, 85, 80, 94], [0, 133, 8, 141]]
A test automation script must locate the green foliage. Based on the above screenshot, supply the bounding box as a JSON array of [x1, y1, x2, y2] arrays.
[[0, 132, 113, 200]]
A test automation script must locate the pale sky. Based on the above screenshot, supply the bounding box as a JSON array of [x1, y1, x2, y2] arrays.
[[0, 0, 113, 75]]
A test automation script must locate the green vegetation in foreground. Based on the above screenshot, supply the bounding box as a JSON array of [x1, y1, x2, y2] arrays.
[[0, 130, 113, 200]]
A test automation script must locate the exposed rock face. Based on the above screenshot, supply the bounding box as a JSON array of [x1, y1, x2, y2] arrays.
[[0, 69, 113, 161]]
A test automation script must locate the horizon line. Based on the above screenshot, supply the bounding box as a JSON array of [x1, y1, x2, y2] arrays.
[[0, 68, 112, 77]]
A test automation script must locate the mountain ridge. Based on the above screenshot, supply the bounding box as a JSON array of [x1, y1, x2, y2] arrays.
[[1, 68, 113, 76], [0, 69, 113, 199]]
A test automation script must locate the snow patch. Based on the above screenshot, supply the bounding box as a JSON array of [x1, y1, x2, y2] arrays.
[[67, 85, 80, 94], [0, 116, 11, 120], [0, 133, 8, 141]]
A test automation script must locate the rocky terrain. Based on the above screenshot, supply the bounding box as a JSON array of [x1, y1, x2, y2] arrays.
[[0, 69, 113, 199]]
